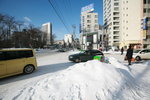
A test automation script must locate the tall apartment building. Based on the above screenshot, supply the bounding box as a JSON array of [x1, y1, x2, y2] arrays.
[[120, 0, 141, 48], [42, 22, 52, 45], [103, 0, 120, 47], [103, 0, 142, 48], [142, 0, 150, 48]]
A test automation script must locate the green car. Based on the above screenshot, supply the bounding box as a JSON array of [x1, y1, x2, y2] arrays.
[[69, 50, 104, 63]]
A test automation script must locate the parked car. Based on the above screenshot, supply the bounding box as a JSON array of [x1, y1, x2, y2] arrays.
[[69, 50, 104, 63], [133, 49, 150, 61], [58, 48, 67, 52], [133, 49, 141, 54]]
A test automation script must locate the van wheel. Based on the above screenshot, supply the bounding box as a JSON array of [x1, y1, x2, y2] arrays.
[[135, 56, 141, 61], [24, 65, 34, 74]]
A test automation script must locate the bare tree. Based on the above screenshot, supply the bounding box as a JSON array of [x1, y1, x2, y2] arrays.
[[51, 34, 56, 45], [0, 13, 47, 48]]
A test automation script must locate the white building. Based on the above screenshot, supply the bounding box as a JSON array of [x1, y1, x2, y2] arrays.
[[80, 4, 100, 50], [80, 12, 99, 33], [103, 0, 142, 49], [42, 22, 52, 45], [64, 34, 73, 46], [103, 0, 120, 47]]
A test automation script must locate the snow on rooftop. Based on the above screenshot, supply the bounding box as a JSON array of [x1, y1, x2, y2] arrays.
[[2, 57, 146, 100]]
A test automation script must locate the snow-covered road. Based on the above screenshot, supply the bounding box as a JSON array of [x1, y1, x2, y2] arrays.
[[0, 51, 150, 100]]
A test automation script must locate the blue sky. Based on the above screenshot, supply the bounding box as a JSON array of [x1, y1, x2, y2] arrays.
[[0, 0, 103, 40]]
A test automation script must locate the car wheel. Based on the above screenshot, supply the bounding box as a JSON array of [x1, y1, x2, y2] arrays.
[[75, 58, 81, 63], [135, 56, 141, 61], [24, 65, 35, 74]]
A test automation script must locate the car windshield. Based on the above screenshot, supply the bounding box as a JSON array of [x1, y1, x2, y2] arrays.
[[133, 50, 141, 53], [80, 50, 86, 54]]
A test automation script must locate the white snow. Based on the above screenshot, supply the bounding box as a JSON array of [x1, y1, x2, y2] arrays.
[[0, 51, 150, 100]]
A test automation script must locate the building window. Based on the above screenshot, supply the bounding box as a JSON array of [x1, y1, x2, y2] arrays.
[[126, 1, 128, 3], [144, 0, 146, 4], [87, 25, 90, 28], [148, 8, 150, 13], [126, 21, 128, 23], [95, 20, 98, 23], [148, 0, 150, 4], [87, 15, 91, 18], [114, 2, 119, 6], [126, 7, 128, 10], [95, 15, 98, 18], [82, 16, 84, 20], [114, 7, 119, 11], [87, 20, 91, 23], [144, 8, 146, 13], [126, 14, 128, 16]]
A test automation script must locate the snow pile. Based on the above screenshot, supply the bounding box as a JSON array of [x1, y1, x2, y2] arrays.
[[1, 58, 145, 100]]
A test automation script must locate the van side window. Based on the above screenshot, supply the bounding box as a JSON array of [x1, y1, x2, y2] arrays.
[[18, 50, 33, 58], [0, 52, 6, 61], [5, 51, 19, 60], [5, 50, 33, 60]]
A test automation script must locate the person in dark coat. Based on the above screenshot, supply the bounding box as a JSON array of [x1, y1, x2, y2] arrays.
[[121, 47, 124, 55], [126, 45, 133, 65]]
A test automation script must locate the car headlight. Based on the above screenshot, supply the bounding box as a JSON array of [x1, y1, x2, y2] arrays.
[[69, 56, 73, 58]]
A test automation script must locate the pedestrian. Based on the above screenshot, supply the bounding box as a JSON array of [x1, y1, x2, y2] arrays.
[[121, 47, 124, 55], [125, 45, 133, 65]]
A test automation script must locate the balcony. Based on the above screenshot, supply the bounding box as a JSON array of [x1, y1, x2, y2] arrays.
[[113, 26, 119, 31], [113, 17, 119, 21], [113, 22, 119, 26]]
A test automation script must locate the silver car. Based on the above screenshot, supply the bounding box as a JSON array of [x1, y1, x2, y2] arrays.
[[133, 49, 150, 61]]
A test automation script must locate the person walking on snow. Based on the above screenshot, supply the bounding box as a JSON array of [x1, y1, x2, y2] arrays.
[[121, 47, 124, 55], [126, 45, 133, 65]]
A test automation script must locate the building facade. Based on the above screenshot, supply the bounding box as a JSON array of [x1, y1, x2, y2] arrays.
[[103, 0, 120, 47], [103, 0, 142, 49], [120, 0, 141, 49], [80, 5, 100, 50], [142, 0, 150, 48], [80, 12, 99, 33], [42, 22, 52, 45], [64, 34, 73, 46]]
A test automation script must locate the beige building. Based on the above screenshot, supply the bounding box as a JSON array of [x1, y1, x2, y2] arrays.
[[103, 0, 143, 49], [120, 0, 142, 48], [81, 12, 99, 33], [80, 10, 99, 50]]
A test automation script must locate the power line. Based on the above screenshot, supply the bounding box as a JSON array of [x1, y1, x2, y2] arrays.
[[48, 0, 70, 33], [51, 0, 69, 27]]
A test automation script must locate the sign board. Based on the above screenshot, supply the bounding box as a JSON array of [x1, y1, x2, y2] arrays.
[[143, 17, 148, 30], [81, 4, 94, 13], [93, 34, 97, 43], [143, 30, 146, 39]]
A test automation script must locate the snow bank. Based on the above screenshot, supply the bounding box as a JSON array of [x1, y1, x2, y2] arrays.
[[1, 58, 145, 100]]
